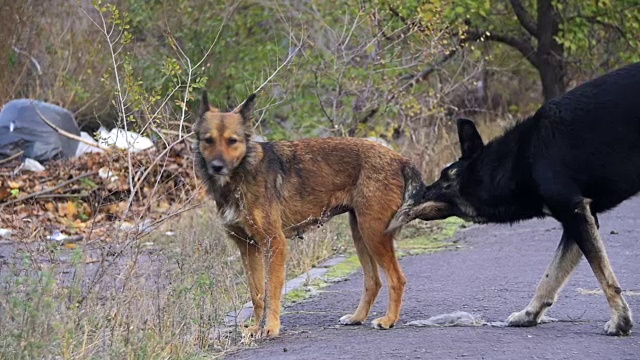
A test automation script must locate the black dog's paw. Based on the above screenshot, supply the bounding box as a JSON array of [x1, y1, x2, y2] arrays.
[[506, 310, 539, 327], [604, 314, 633, 336]]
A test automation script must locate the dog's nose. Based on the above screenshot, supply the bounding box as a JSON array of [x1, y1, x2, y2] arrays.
[[210, 160, 225, 174]]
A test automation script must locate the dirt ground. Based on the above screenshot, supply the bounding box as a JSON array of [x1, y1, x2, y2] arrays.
[[227, 197, 640, 360]]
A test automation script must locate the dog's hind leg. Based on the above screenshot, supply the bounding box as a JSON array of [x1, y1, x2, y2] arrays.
[[567, 199, 632, 336], [357, 213, 406, 330], [507, 231, 582, 327], [339, 212, 382, 325], [229, 228, 265, 336]]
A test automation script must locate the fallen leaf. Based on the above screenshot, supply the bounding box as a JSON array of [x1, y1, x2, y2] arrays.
[[1, 145, 199, 243], [155, 201, 171, 212], [58, 201, 78, 219], [7, 180, 23, 189]]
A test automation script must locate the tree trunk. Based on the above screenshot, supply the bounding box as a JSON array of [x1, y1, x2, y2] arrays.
[[535, 0, 566, 102], [537, 61, 565, 101]]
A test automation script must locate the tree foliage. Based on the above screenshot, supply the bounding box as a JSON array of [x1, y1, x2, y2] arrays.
[[388, 0, 640, 101], [3, 0, 637, 143], [121, 0, 464, 141]]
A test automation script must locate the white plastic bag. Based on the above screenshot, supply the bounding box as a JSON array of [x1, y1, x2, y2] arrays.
[[97, 127, 154, 152], [74, 131, 106, 157]]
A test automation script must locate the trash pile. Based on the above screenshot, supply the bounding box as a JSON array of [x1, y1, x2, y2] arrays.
[[0, 99, 205, 243]]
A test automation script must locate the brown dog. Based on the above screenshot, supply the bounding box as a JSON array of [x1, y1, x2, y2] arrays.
[[193, 92, 425, 337]]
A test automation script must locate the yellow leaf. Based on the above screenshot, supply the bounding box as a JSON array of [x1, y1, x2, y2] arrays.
[[7, 180, 23, 189], [155, 201, 170, 213], [58, 201, 78, 219]]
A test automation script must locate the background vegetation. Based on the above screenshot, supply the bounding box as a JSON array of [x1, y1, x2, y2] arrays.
[[4, 0, 639, 177], [1, 0, 639, 358]]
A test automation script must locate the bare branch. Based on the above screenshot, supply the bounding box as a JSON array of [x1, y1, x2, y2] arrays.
[[509, 0, 538, 38], [313, 69, 335, 127], [382, 6, 412, 41], [396, 47, 460, 94], [567, 15, 627, 39], [124, 133, 194, 212], [11, 46, 43, 75], [391, 24, 537, 100], [468, 29, 538, 67], [32, 102, 111, 152], [347, 108, 378, 137], [0, 151, 24, 165], [0, 171, 98, 209], [232, 46, 300, 112]]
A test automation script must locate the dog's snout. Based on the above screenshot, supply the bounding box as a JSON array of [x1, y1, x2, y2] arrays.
[[210, 160, 225, 174]]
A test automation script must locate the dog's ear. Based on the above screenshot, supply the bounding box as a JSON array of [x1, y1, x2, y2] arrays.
[[199, 91, 211, 119], [234, 93, 257, 123], [195, 91, 221, 133], [198, 91, 221, 117], [457, 118, 484, 159]]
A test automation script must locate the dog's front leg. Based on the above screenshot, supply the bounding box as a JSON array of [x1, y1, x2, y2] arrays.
[[507, 231, 582, 327], [248, 215, 286, 338], [261, 230, 286, 337], [567, 199, 633, 336], [228, 227, 265, 337]]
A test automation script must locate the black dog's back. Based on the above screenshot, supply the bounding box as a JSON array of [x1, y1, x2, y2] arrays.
[[527, 62, 640, 213]]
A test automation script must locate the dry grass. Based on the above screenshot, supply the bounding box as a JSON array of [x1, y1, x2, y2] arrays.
[[0, 1, 113, 122], [0, 198, 354, 359], [1, 204, 241, 358]]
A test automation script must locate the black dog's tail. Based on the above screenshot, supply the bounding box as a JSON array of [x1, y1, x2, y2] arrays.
[[387, 164, 427, 233]]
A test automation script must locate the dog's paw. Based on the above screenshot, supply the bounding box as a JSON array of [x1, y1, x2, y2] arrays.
[[604, 314, 633, 336], [242, 323, 280, 342], [339, 314, 364, 325], [371, 316, 396, 330], [241, 325, 262, 343], [538, 315, 558, 324], [506, 309, 539, 327], [261, 324, 281, 338]]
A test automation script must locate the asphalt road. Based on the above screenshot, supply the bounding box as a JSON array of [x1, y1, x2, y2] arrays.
[[228, 197, 640, 360]]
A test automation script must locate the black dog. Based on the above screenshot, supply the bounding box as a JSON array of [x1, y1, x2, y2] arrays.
[[389, 62, 640, 335]]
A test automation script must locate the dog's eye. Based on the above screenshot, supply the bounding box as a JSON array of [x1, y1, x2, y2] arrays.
[[227, 138, 238, 146], [203, 137, 215, 145]]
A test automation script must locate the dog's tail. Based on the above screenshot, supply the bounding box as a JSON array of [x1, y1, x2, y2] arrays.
[[387, 164, 427, 233]]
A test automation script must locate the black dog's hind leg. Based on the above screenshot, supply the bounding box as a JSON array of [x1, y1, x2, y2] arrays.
[[568, 199, 632, 335], [507, 231, 582, 327]]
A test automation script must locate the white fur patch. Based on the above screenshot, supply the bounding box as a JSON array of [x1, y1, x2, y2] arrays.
[[220, 203, 242, 225], [215, 175, 230, 187]]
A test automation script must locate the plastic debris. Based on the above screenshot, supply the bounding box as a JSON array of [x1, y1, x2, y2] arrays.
[[22, 158, 45, 172], [98, 127, 154, 152], [0, 228, 13, 239], [0, 99, 80, 161], [75, 131, 106, 157], [406, 311, 485, 327], [47, 230, 67, 242]]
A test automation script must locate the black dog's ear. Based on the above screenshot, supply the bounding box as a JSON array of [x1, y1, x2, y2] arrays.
[[234, 93, 257, 123], [457, 118, 484, 158]]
